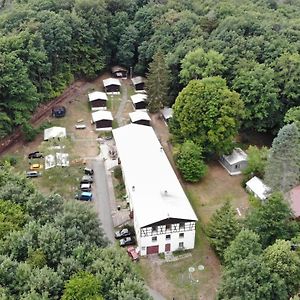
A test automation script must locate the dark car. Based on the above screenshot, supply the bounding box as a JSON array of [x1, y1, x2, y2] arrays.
[[84, 167, 94, 176], [52, 106, 66, 118], [120, 237, 135, 247], [75, 192, 92, 201], [115, 228, 131, 239], [26, 171, 41, 178], [28, 151, 44, 159]]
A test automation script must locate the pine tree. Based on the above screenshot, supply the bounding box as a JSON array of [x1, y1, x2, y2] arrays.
[[264, 123, 300, 192], [145, 50, 171, 113]]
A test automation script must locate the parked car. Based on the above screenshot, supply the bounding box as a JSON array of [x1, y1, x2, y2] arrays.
[[75, 192, 92, 201], [75, 124, 86, 129], [84, 167, 94, 175], [120, 237, 135, 247], [80, 183, 91, 192], [28, 151, 44, 159], [29, 163, 43, 171], [80, 175, 93, 184], [115, 228, 131, 239], [127, 246, 139, 261], [26, 171, 41, 178], [52, 106, 66, 118]]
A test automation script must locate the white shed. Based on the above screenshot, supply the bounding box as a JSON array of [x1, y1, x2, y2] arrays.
[[219, 148, 248, 175], [92, 110, 113, 131], [129, 111, 151, 126], [246, 176, 271, 200], [88, 91, 108, 110], [44, 127, 66, 141]]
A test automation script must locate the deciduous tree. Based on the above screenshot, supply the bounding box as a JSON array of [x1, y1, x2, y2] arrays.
[[171, 77, 244, 156]]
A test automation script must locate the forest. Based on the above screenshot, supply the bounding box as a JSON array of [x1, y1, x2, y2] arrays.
[[0, 0, 299, 138]]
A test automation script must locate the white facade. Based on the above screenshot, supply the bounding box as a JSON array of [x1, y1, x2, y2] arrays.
[[113, 124, 198, 256]]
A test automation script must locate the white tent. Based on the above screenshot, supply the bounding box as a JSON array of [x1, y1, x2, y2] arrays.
[[45, 154, 56, 170], [56, 153, 69, 167], [44, 127, 66, 141], [246, 176, 271, 200], [88, 91, 108, 102]]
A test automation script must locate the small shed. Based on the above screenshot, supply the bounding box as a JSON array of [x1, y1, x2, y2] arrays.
[[129, 111, 151, 126], [111, 66, 127, 78], [44, 127, 66, 141], [219, 148, 248, 175], [246, 176, 271, 201], [288, 185, 300, 218], [88, 91, 108, 110], [161, 107, 173, 123], [103, 78, 121, 93], [131, 94, 147, 110], [131, 76, 145, 91], [92, 111, 113, 131]]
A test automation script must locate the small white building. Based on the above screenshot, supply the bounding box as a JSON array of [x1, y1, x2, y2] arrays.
[[219, 148, 248, 175], [88, 91, 108, 110], [44, 127, 66, 141], [246, 176, 271, 201], [103, 78, 121, 94], [113, 124, 198, 256], [131, 94, 147, 110], [92, 110, 113, 131], [129, 111, 151, 126]]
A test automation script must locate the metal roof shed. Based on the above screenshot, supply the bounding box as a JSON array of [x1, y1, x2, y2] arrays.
[[88, 91, 108, 110], [92, 111, 113, 131], [129, 111, 151, 126], [246, 176, 271, 200], [219, 148, 248, 175]]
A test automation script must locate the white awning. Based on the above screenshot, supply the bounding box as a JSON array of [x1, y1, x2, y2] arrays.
[[92, 110, 113, 122], [88, 91, 108, 102]]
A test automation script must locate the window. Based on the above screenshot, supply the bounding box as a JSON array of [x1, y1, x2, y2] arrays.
[[152, 226, 157, 232], [179, 242, 184, 248], [179, 222, 185, 229], [166, 224, 171, 230], [166, 234, 171, 240], [152, 236, 157, 242], [141, 247, 145, 251], [179, 233, 184, 238]]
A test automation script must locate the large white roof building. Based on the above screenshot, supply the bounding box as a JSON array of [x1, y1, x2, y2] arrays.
[[113, 124, 198, 255]]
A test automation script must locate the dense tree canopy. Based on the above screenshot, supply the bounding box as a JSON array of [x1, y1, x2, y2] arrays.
[[0, 166, 150, 299], [171, 77, 244, 156]]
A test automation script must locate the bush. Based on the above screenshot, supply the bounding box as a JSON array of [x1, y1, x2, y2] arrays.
[[113, 166, 123, 180], [175, 140, 207, 182], [1, 155, 18, 166], [22, 123, 38, 142]]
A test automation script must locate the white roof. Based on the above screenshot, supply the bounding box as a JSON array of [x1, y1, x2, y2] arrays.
[[103, 78, 121, 87], [56, 153, 69, 167], [44, 127, 66, 140], [92, 110, 113, 122], [88, 91, 108, 102], [131, 76, 145, 85], [161, 107, 173, 120], [131, 93, 147, 104], [246, 176, 271, 200], [113, 124, 198, 228], [129, 111, 151, 123], [222, 148, 248, 165]]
